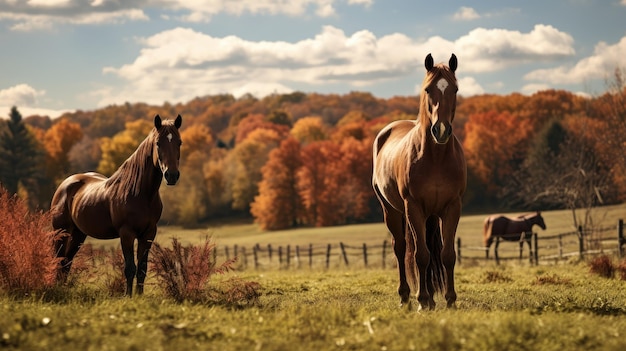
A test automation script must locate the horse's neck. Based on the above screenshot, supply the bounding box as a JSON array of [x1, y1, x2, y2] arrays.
[[107, 147, 163, 202]]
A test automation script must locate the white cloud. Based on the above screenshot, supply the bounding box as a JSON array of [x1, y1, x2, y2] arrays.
[[453, 6, 480, 21], [521, 83, 552, 95], [0, 84, 45, 106], [457, 76, 485, 96], [0, 0, 372, 29], [97, 24, 577, 106], [524, 36, 626, 84], [0, 84, 70, 118], [456, 24, 575, 73]]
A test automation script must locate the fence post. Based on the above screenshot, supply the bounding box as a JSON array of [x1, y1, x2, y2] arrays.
[[558, 234, 563, 260], [578, 225, 584, 260], [286, 245, 291, 268], [234, 244, 238, 259], [618, 219, 624, 258], [268, 244, 273, 262], [456, 237, 461, 264], [309, 244, 313, 268], [278, 246, 283, 267], [339, 242, 349, 266], [253, 245, 259, 269], [326, 244, 332, 269], [382, 240, 388, 269], [241, 247, 247, 269], [363, 243, 368, 267], [295, 245, 301, 268], [225, 245, 230, 260]]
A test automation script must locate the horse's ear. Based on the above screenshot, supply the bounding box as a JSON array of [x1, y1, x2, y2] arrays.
[[425, 53, 434, 71], [175, 114, 182, 129], [154, 114, 162, 129], [449, 53, 458, 72]]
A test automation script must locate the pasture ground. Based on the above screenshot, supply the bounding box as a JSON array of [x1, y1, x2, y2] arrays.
[[3, 203, 626, 350], [2, 262, 626, 350]]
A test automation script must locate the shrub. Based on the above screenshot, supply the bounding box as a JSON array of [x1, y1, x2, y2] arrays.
[[150, 237, 260, 305], [589, 255, 614, 278], [0, 186, 61, 294]]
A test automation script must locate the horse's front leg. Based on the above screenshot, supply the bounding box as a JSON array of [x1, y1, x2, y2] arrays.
[[119, 229, 137, 297], [405, 201, 432, 311], [136, 227, 156, 295], [441, 199, 462, 309]]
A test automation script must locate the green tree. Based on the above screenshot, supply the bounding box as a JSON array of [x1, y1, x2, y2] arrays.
[[0, 107, 44, 199]]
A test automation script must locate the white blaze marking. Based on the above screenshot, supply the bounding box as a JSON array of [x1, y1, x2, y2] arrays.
[[436, 78, 448, 93], [167, 133, 172, 142]]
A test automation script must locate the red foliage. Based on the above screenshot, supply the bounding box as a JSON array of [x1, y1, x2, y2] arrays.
[[0, 186, 61, 294]]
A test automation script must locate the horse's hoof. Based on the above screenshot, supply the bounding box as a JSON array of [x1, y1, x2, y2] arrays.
[[446, 302, 457, 310]]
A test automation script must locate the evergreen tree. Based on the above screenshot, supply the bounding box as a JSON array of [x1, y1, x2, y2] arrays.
[[0, 107, 44, 196]]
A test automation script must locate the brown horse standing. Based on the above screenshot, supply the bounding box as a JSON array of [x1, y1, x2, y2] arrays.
[[483, 211, 546, 260], [372, 54, 466, 310], [51, 114, 182, 296]]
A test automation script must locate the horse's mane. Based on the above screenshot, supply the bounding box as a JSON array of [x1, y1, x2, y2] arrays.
[[105, 128, 159, 201], [418, 63, 457, 128]]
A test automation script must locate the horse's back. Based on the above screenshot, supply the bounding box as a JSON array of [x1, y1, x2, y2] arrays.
[[51, 173, 109, 232]]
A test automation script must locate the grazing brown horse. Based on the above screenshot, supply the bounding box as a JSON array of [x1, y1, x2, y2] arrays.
[[483, 211, 546, 260], [372, 54, 466, 310], [51, 114, 182, 296]]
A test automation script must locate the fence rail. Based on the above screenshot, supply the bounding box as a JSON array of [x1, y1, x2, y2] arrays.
[[214, 219, 626, 270]]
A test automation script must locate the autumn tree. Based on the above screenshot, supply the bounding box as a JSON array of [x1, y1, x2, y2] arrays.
[[463, 110, 533, 199], [251, 138, 303, 230], [68, 136, 102, 174], [290, 116, 329, 144], [0, 107, 44, 204], [43, 119, 83, 184], [297, 140, 346, 226], [229, 128, 283, 211], [507, 117, 613, 233], [97, 119, 153, 176]]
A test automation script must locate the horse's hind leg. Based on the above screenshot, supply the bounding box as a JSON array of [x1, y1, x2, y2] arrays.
[[383, 207, 410, 306], [59, 228, 87, 280]]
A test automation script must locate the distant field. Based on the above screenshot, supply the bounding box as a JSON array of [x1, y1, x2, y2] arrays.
[[83, 202, 626, 250]]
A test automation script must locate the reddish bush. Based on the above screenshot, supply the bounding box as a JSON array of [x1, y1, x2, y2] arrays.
[[150, 237, 260, 305], [0, 186, 61, 294], [589, 255, 614, 278]]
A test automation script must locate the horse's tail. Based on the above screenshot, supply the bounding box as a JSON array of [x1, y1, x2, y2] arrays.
[[426, 215, 445, 295]]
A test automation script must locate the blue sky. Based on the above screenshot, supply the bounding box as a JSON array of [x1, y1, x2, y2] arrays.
[[0, 0, 625, 118]]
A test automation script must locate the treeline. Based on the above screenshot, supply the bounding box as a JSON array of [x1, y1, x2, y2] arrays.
[[1, 77, 625, 230]]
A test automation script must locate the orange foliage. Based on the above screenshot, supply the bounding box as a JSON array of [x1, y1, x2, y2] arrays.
[[463, 111, 533, 190], [251, 138, 303, 230]]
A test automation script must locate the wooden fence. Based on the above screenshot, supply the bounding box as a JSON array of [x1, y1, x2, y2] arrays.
[[457, 219, 626, 265], [215, 219, 626, 270], [216, 241, 395, 270]]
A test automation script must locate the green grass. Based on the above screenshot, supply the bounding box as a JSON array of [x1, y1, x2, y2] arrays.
[[5, 204, 626, 350], [2, 263, 626, 350]]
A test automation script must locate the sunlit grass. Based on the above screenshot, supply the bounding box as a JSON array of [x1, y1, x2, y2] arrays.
[[2, 262, 626, 350]]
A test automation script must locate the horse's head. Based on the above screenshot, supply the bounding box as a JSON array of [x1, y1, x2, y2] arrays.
[[535, 211, 547, 230], [421, 53, 458, 144], [153, 114, 182, 186]]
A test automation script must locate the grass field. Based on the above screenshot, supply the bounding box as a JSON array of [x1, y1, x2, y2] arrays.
[[2, 264, 626, 350], [3, 204, 626, 350]]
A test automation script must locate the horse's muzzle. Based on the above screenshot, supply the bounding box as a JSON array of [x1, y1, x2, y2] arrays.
[[431, 121, 452, 144], [164, 170, 180, 185]]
